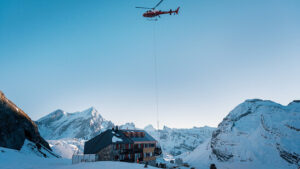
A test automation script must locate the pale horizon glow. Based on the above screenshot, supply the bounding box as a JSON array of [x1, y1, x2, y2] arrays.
[[1, 0, 300, 129]]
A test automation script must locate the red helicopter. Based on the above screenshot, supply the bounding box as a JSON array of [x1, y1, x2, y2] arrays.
[[136, 0, 180, 19]]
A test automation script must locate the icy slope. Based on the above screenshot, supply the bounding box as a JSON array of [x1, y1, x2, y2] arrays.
[[0, 139, 59, 169], [37, 107, 114, 140], [183, 99, 300, 169]]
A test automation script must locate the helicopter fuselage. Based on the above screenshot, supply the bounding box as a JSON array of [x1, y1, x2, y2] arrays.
[[143, 7, 180, 18]]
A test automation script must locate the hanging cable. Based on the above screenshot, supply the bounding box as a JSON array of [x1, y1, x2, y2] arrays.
[[153, 21, 160, 141]]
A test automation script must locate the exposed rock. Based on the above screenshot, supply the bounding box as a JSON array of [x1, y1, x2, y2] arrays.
[[0, 91, 51, 151], [276, 143, 300, 165]]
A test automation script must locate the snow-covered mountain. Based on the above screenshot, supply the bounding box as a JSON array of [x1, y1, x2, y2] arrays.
[[183, 99, 300, 169], [144, 125, 215, 157], [36, 107, 114, 140], [37, 108, 215, 158], [119, 122, 136, 130]]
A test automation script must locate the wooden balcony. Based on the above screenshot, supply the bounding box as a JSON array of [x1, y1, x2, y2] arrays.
[[143, 147, 155, 153]]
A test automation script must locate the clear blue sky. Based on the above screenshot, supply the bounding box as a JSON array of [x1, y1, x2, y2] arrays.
[[1, 0, 300, 128]]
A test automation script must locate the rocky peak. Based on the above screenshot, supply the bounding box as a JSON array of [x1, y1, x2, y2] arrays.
[[119, 122, 136, 130], [82, 106, 101, 117], [144, 124, 156, 132], [51, 109, 65, 116], [288, 100, 300, 107], [38, 109, 65, 123], [163, 125, 172, 131]]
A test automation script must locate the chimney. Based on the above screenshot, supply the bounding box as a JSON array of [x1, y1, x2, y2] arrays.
[[116, 125, 119, 131]]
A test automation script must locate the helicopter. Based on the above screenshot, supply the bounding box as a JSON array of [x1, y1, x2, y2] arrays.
[[136, 0, 180, 19]]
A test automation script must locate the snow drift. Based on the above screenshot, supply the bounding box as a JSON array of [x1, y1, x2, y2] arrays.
[[0, 145, 155, 169]]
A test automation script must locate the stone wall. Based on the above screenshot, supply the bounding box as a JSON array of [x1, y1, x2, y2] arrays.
[[97, 144, 113, 161]]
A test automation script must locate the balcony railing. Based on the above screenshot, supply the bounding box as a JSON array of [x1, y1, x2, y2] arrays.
[[133, 148, 143, 153], [120, 149, 134, 154]]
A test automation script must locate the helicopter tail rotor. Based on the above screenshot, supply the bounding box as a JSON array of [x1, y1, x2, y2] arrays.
[[175, 7, 180, 15]]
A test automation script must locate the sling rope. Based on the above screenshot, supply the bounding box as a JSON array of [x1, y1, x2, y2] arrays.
[[153, 21, 160, 141]]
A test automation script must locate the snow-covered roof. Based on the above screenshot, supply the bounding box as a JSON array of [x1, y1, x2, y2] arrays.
[[112, 136, 123, 143]]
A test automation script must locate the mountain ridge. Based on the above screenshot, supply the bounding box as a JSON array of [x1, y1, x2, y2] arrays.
[[36, 107, 215, 158]]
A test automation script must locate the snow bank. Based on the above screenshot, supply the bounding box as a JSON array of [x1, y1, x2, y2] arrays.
[[48, 139, 85, 159], [0, 147, 156, 169]]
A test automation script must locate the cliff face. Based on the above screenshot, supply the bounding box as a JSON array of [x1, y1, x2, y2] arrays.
[[0, 91, 51, 151]]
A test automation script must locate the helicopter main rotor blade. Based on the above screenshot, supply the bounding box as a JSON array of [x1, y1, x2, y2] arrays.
[[136, 7, 153, 9], [153, 0, 164, 9]]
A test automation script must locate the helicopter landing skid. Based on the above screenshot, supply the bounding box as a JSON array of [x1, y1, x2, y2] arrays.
[[147, 18, 158, 21]]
